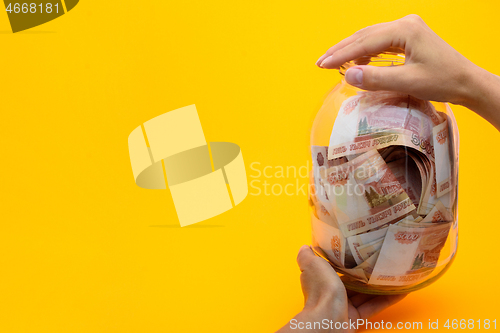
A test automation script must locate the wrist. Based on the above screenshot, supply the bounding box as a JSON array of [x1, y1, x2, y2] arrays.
[[300, 293, 348, 328], [303, 287, 346, 314], [458, 63, 498, 113]]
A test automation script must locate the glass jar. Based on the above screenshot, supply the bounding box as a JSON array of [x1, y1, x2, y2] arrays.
[[309, 53, 459, 295]]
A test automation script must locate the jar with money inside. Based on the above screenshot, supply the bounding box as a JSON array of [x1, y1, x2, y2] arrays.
[[309, 52, 459, 295]]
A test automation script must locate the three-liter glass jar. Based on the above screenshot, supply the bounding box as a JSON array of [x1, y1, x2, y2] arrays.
[[309, 52, 459, 295]]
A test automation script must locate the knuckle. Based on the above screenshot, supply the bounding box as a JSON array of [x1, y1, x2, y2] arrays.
[[405, 14, 424, 23], [348, 35, 368, 54], [354, 26, 370, 36], [399, 14, 425, 37], [353, 33, 368, 45]]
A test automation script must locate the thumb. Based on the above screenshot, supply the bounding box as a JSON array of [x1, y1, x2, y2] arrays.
[[297, 245, 339, 280], [296, 245, 346, 306], [296, 245, 318, 272], [345, 65, 416, 93], [296, 245, 335, 276]]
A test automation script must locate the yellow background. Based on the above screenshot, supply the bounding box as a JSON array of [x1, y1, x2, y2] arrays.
[[1, 0, 499, 332]]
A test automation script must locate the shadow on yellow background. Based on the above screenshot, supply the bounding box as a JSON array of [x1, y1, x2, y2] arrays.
[[0, 0, 498, 332]]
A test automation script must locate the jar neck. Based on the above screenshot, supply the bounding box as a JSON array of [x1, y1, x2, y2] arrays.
[[339, 52, 405, 76]]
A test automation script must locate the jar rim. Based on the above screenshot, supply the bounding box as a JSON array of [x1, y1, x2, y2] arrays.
[[339, 51, 405, 76]]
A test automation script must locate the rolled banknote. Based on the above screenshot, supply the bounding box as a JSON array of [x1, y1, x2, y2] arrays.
[[347, 227, 389, 265], [320, 149, 416, 237], [387, 158, 422, 208], [354, 250, 380, 278], [433, 119, 452, 198], [420, 200, 453, 223], [357, 238, 384, 262], [418, 163, 453, 216]]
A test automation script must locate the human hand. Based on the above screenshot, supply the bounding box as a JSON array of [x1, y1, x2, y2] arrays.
[[277, 245, 407, 333], [315, 15, 479, 107]]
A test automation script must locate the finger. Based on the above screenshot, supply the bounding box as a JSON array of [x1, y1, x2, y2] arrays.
[[316, 31, 367, 67], [320, 24, 405, 69], [316, 23, 390, 67], [357, 294, 408, 319], [349, 293, 378, 307], [345, 64, 419, 93]]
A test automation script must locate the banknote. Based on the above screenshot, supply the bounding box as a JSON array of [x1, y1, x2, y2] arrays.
[[366, 223, 390, 233], [311, 146, 348, 215], [334, 266, 369, 283], [368, 222, 452, 286], [347, 227, 389, 265], [328, 91, 438, 162], [357, 238, 384, 262], [354, 250, 381, 278], [310, 212, 345, 267], [418, 163, 453, 215], [397, 216, 424, 227], [387, 158, 422, 208], [356, 91, 444, 127], [344, 243, 358, 268], [356, 92, 435, 138], [420, 200, 453, 223], [311, 240, 366, 281], [311, 146, 334, 214], [310, 187, 339, 228], [321, 149, 416, 237], [328, 128, 436, 162], [433, 120, 452, 198]]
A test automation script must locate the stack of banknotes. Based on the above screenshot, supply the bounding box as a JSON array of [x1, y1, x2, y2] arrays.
[[310, 91, 458, 287]]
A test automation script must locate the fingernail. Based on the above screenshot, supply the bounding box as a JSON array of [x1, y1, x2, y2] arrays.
[[299, 245, 309, 253], [316, 56, 325, 66], [345, 67, 363, 86], [319, 55, 333, 68]]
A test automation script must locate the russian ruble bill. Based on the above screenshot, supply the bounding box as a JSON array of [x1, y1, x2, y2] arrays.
[[368, 222, 452, 286], [347, 227, 388, 265], [310, 212, 345, 268]]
